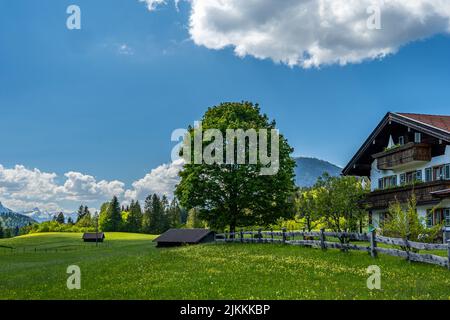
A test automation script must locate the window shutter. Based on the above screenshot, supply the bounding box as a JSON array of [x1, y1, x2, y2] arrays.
[[425, 167, 432, 182], [445, 164, 450, 180], [391, 176, 397, 187], [400, 173, 406, 185], [416, 170, 422, 182], [426, 209, 433, 227], [444, 209, 450, 226]]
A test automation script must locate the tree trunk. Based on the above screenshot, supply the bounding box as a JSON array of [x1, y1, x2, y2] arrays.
[[229, 222, 236, 239]]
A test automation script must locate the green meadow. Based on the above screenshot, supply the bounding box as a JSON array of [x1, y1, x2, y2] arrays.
[[1, 232, 449, 300]]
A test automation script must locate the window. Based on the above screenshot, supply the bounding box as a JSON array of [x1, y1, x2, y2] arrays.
[[415, 170, 422, 182], [445, 164, 450, 180], [414, 132, 422, 143], [426, 209, 433, 228], [400, 173, 406, 185], [445, 209, 450, 227], [378, 178, 383, 190], [434, 211, 442, 225], [398, 136, 404, 145], [378, 175, 397, 190], [390, 175, 397, 187], [434, 166, 444, 181], [425, 167, 432, 182]]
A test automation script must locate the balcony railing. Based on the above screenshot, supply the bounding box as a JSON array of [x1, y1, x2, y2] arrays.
[[366, 180, 450, 210], [373, 142, 431, 170]]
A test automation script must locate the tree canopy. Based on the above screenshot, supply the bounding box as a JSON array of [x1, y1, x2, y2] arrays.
[[175, 102, 296, 233]]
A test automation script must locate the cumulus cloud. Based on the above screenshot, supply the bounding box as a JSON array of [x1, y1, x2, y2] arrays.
[[0, 160, 184, 212], [0, 164, 125, 212], [143, 0, 450, 68], [62, 172, 125, 201], [125, 159, 184, 201]]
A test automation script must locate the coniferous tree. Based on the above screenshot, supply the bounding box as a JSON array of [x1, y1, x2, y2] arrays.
[[167, 198, 182, 228], [127, 200, 143, 233], [67, 217, 74, 225], [56, 212, 65, 224], [83, 206, 89, 218], [99, 196, 122, 231], [0, 221, 4, 239], [142, 195, 152, 234], [77, 205, 84, 222]]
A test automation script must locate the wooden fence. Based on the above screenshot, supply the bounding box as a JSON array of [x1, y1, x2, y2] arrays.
[[215, 228, 450, 269]]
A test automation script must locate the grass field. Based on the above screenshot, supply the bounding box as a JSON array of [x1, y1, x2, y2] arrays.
[[1, 232, 450, 300]]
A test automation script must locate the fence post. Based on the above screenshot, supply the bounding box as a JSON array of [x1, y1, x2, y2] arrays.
[[282, 228, 286, 244], [405, 234, 411, 262], [271, 228, 274, 243], [240, 229, 244, 243], [447, 240, 450, 270], [258, 228, 262, 243], [320, 228, 326, 250], [370, 229, 377, 258]]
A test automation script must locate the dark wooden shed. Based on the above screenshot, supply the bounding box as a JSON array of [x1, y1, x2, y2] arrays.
[[153, 229, 215, 247], [82, 232, 105, 242]]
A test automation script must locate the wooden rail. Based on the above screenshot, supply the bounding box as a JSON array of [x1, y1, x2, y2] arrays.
[[215, 228, 450, 269]]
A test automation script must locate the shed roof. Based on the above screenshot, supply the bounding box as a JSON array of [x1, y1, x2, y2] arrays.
[[82, 232, 105, 240], [153, 229, 213, 243]]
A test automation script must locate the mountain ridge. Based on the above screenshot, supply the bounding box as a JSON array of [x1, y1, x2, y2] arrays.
[[294, 156, 342, 187]]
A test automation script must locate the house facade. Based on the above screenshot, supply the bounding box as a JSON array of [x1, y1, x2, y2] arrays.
[[343, 112, 450, 230]]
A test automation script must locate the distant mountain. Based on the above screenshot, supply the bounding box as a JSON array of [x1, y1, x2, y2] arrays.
[[0, 202, 36, 229], [20, 208, 77, 223], [294, 157, 342, 188]]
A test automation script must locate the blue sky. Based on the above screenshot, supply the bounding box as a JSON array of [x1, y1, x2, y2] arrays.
[[1, 0, 450, 212]]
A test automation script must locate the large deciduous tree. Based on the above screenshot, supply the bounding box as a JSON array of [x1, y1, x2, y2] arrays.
[[175, 102, 296, 234]]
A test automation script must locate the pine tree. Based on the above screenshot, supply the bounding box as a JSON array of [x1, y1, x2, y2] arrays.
[[77, 205, 84, 223], [67, 217, 74, 225], [142, 195, 152, 234], [83, 206, 89, 218], [56, 212, 65, 224], [126, 200, 143, 233], [0, 221, 4, 239], [99, 196, 122, 231], [168, 198, 182, 228]]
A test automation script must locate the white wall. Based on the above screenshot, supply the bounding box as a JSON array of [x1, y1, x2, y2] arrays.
[[370, 145, 450, 191], [371, 199, 450, 228]]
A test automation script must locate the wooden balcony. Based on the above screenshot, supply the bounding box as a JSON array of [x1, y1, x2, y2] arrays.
[[373, 142, 431, 170], [366, 180, 450, 210]]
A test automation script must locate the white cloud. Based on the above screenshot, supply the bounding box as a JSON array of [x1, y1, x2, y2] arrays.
[[125, 159, 184, 201], [139, 0, 167, 11], [0, 164, 125, 212], [142, 0, 450, 68], [62, 172, 125, 201], [0, 160, 184, 212]]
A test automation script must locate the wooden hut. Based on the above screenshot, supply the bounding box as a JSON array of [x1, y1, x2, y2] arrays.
[[82, 232, 105, 242], [153, 229, 215, 247]]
